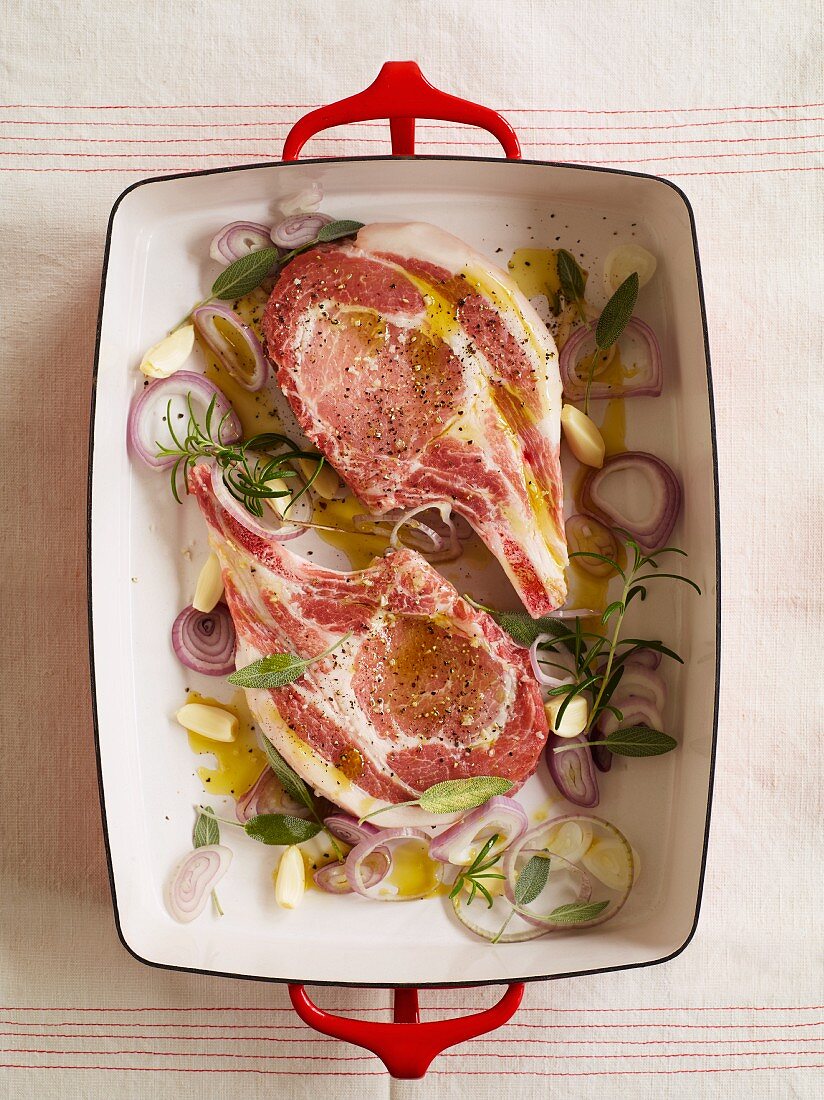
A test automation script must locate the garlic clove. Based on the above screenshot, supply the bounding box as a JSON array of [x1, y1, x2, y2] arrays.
[[192, 552, 224, 613], [274, 845, 306, 909], [297, 458, 340, 500], [544, 694, 589, 738], [561, 404, 605, 468], [604, 245, 657, 294], [176, 702, 238, 743], [139, 324, 195, 378]]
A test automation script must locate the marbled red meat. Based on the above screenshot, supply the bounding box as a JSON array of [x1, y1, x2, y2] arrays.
[[189, 464, 548, 825], [262, 222, 568, 616]]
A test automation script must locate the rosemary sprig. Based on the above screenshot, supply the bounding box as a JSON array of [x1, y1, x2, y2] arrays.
[[448, 834, 506, 909], [155, 393, 324, 517]]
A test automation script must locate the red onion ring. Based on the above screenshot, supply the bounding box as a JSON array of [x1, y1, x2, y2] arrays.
[[166, 845, 232, 923], [429, 797, 528, 866], [171, 603, 236, 676], [579, 451, 682, 553], [626, 647, 662, 670], [271, 212, 333, 250], [210, 460, 309, 544], [236, 768, 307, 823], [588, 727, 614, 773], [314, 851, 390, 895], [598, 696, 662, 738], [209, 221, 273, 265], [127, 371, 241, 470], [450, 890, 549, 942], [323, 813, 379, 848], [506, 814, 635, 930], [345, 828, 441, 901], [193, 304, 269, 392], [560, 317, 662, 401], [546, 732, 599, 807], [612, 661, 666, 712]]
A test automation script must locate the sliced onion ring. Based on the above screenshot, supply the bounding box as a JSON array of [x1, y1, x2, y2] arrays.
[[324, 813, 378, 848], [314, 851, 390, 895], [193, 304, 269, 392], [345, 828, 441, 901], [271, 212, 333, 249], [580, 451, 682, 553], [166, 845, 232, 923], [598, 696, 662, 738], [506, 814, 634, 930], [210, 221, 273, 264], [625, 647, 662, 670], [210, 459, 309, 544], [451, 889, 548, 942], [171, 603, 236, 676], [612, 662, 667, 712], [236, 768, 307, 823], [429, 797, 528, 866], [127, 371, 241, 470], [560, 317, 662, 401], [529, 634, 574, 688], [546, 732, 599, 807]]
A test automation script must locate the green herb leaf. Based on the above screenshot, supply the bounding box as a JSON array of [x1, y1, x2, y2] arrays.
[[595, 271, 639, 350], [315, 219, 364, 243], [260, 738, 314, 812], [514, 854, 551, 906], [418, 776, 514, 814], [228, 652, 309, 689], [193, 810, 220, 848], [489, 608, 577, 652], [599, 726, 677, 757], [556, 249, 586, 307], [244, 813, 322, 846], [545, 900, 610, 923], [211, 247, 281, 299]]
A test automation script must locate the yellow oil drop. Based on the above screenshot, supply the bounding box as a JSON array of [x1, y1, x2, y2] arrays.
[[506, 247, 561, 301], [183, 691, 267, 797], [379, 840, 441, 900]]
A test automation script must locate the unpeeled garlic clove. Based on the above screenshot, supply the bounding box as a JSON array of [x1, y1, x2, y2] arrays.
[[139, 324, 195, 378], [544, 694, 589, 738], [561, 404, 605, 468], [176, 702, 238, 743], [297, 458, 340, 500], [274, 845, 306, 909], [192, 552, 224, 613]]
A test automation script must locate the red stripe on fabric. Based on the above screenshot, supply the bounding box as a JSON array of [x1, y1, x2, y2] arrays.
[[0, 1017, 820, 1030], [0, 1063, 821, 1076], [2, 1004, 821, 1013], [1, 1047, 821, 1061], [0, 101, 821, 113], [2, 148, 822, 165], [1, 116, 823, 131], [4, 131, 822, 147]]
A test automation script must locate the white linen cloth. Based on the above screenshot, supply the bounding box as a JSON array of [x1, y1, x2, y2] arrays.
[[1, 1, 821, 1097]]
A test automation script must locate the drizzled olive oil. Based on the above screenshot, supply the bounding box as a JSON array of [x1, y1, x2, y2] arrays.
[[183, 691, 266, 797]]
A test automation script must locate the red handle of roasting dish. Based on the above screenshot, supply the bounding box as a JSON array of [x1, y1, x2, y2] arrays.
[[288, 983, 525, 1078], [282, 60, 521, 160]]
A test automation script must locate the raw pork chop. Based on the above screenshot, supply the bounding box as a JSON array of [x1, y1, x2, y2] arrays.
[[262, 222, 568, 616], [190, 464, 548, 827]]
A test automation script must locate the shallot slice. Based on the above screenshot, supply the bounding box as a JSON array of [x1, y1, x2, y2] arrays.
[[166, 845, 232, 923]]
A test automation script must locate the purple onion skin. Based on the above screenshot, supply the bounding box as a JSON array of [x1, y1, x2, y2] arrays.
[[546, 733, 599, 807], [589, 728, 613, 773]]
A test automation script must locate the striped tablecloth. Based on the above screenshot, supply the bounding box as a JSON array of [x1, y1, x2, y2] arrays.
[[1, 1, 821, 1096]]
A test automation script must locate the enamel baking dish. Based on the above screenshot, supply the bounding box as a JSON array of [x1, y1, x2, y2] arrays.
[[89, 62, 720, 1077]]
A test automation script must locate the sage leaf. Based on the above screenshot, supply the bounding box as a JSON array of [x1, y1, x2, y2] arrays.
[[545, 900, 610, 923], [260, 737, 315, 813], [244, 813, 321, 846], [211, 246, 281, 299], [514, 854, 550, 907], [316, 219, 364, 243], [228, 653, 309, 689], [418, 776, 513, 814], [556, 249, 586, 306], [490, 608, 576, 652], [193, 810, 219, 848], [595, 271, 639, 349], [600, 726, 677, 757]]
